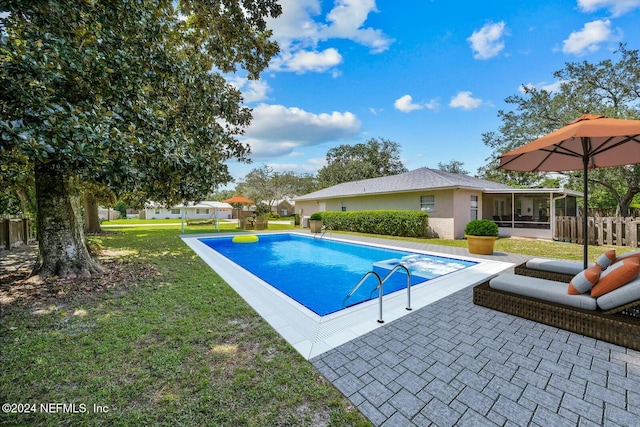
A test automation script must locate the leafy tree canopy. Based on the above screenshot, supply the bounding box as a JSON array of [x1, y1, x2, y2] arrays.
[[1, 0, 281, 206], [437, 160, 469, 175], [479, 44, 640, 215], [317, 137, 408, 188], [236, 165, 318, 212], [0, 0, 281, 277]]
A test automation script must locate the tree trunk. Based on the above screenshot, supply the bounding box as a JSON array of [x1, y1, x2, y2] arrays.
[[33, 161, 105, 278], [619, 191, 636, 218], [15, 187, 31, 214], [83, 191, 103, 233]]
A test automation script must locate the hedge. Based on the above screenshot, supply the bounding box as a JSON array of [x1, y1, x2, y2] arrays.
[[320, 210, 429, 237]]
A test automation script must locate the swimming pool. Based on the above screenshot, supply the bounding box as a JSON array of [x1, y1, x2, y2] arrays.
[[199, 234, 477, 316], [182, 232, 513, 359]]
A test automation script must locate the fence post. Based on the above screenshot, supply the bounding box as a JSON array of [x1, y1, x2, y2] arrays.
[[22, 218, 29, 244], [1, 219, 7, 249], [629, 219, 639, 247]]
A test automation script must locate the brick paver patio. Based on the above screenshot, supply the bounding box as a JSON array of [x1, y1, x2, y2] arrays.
[[311, 236, 640, 426]]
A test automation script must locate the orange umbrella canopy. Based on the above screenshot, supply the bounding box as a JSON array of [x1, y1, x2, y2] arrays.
[[499, 114, 640, 268], [499, 114, 640, 172], [222, 195, 254, 205]]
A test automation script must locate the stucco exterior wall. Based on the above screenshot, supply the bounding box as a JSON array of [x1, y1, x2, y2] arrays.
[[451, 189, 484, 239], [296, 190, 462, 239]]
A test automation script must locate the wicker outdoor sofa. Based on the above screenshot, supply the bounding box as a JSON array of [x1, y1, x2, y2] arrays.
[[473, 258, 640, 351]]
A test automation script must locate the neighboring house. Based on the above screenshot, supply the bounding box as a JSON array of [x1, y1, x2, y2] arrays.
[[294, 167, 581, 240], [141, 201, 233, 220], [271, 199, 295, 217]]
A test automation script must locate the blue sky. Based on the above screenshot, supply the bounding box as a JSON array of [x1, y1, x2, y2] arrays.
[[225, 0, 640, 183]]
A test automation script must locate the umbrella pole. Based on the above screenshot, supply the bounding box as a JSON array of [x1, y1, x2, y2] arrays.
[[582, 138, 589, 269]]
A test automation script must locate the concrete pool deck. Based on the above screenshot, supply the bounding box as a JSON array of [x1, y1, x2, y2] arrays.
[[182, 231, 514, 359]]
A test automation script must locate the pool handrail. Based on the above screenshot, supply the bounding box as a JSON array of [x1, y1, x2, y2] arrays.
[[343, 264, 412, 323], [377, 264, 412, 313], [342, 271, 382, 311]]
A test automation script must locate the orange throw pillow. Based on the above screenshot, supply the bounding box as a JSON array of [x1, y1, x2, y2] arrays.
[[591, 258, 640, 297], [596, 249, 616, 269], [568, 265, 602, 295]]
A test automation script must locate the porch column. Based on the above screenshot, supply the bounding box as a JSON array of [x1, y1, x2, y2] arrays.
[[511, 193, 515, 228]]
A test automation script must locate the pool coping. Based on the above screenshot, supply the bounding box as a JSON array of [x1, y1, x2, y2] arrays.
[[181, 232, 514, 359]]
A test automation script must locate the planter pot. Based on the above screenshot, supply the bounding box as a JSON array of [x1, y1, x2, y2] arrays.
[[310, 220, 323, 233], [465, 235, 497, 255]]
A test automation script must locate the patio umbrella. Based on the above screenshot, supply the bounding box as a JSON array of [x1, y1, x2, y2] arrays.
[[499, 114, 640, 268], [222, 195, 255, 225], [222, 195, 255, 205]]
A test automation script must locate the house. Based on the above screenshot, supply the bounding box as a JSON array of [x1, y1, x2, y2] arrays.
[[141, 201, 233, 220], [294, 167, 581, 240], [271, 199, 295, 217]]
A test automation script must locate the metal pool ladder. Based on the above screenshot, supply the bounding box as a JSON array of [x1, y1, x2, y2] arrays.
[[314, 225, 331, 239], [342, 264, 412, 323]]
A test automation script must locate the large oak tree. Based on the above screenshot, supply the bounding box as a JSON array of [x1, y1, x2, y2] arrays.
[[317, 137, 407, 188], [236, 165, 318, 212], [0, 0, 281, 278]]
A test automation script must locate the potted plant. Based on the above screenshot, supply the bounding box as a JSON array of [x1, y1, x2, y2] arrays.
[[309, 212, 323, 233], [464, 219, 499, 255]]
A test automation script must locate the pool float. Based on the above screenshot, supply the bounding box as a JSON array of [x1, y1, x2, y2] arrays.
[[232, 235, 259, 243]]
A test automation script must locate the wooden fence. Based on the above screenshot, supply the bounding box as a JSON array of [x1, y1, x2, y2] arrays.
[[0, 217, 35, 250], [555, 216, 640, 247]]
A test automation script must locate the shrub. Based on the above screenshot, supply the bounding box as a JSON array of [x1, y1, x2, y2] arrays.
[[464, 219, 498, 236], [310, 212, 323, 220], [321, 210, 429, 237]]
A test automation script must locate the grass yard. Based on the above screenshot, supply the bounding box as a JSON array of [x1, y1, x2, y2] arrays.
[[1, 223, 633, 426], [0, 226, 369, 426], [328, 230, 633, 263]]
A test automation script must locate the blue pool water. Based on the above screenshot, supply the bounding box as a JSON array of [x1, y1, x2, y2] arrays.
[[199, 234, 477, 316]]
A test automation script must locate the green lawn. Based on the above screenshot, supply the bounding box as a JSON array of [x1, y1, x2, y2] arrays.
[[1, 225, 633, 426], [1, 226, 369, 426]]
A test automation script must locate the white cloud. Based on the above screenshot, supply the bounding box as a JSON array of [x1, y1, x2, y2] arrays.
[[562, 19, 616, 55], [424, 99, 440, 111], [467, 21, 507, 60], [226, 76, 271, 103], [449, 91, 483, 110], [519, 81, 565, 94], [322, 0, 394, 54], [269, 157, 327, 173], [283, 48, 343, 73], [266, 0, 394, 73], [578, 0, 640, 17], [394, 95, 423, 113], [393, 95, 440, 113], [243, 104, 361, 158]]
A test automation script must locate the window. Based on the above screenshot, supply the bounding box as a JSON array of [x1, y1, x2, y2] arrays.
[[470, 195, 478, 220], [196, 208, 209, 215], [155, 209, 160, 215], [420, 195, 435, 213], [493, 198, 507, 217], [170, 209, 181, 215], [341, 201, 347, 212]]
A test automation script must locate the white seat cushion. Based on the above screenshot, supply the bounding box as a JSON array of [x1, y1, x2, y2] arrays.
[[525, 258, 592, 276], [596, 275, 640, 311], [490, 273, 597, 310]]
